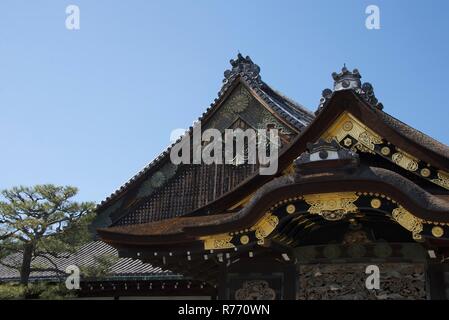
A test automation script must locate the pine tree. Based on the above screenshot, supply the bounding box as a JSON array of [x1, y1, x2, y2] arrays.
[[0, 185, 95, 285]]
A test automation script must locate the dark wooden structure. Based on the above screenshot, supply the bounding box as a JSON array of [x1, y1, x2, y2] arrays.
[[0, 241, 212, 299], [95, 55, 449, 300]]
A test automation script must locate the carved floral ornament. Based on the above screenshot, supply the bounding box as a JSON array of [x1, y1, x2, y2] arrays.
[[200, 111, 449, 251], [201, 191, 448, 251], [235, 280, 276, 300], [322, 112, 449, 190]]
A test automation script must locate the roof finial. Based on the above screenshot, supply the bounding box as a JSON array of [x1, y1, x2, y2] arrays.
[[316, 65, 383, 114], [221, 53, 262, 93], [332, 66, 361, 91]]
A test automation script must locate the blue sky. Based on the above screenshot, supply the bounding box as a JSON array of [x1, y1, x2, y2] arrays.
[[0, 0, 448, 203]]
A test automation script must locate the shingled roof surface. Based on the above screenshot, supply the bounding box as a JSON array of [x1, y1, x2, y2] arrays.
[[96, 54, 314, 212], [376, 109, 449, 159], [0, 241, 177, 282]]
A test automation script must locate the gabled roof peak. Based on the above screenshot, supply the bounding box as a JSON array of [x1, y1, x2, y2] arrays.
[[332, 65, 362, 91], [318, 65, 383, 114], [222, 53, 262, 89]]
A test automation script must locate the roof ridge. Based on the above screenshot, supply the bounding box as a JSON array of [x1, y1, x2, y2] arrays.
[[262, 84, 314, 117], [96, 54, 313, 212], [95, 74, 243, 211]]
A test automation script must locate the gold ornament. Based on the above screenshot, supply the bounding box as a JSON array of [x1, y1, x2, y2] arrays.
[[432, 171, 449, 190], [304, 192, 359, 221], [286, 204, 296, 214], [343, 121, 353, 131], [432, 226, 444, 238], [392, 206, 423, 240], [253, 214, 279, 240], [343, 138, 353, 147], [391, 151, 419, 172], [203, 234, 234, 250], [240, 235, 250, 244], [420, 168, 431, 178], [381, 146, 391, 156], [370, 198, 382, 209]]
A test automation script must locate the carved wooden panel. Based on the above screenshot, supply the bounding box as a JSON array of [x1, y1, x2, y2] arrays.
[[297, 263, 425, 300], [114, 84, 296, 225]]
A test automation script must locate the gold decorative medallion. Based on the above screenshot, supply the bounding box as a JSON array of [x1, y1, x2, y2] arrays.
[[370, 198, 382, 209], [343, 138, 353, 147], [322, 112, 382, 155], [392, 151, 419, 172], [240, 235, 250, 245], [253, 214, 279, 240], [432, 171, 449, 190], [304, 192, 359, 221], [286, 204, 296, 214], [420, 168, 431, 178], [432, 226, 444, 238], [342, 121, 353, 131], [203, 234, 235, 250], [381, 146, 391, 156], [392, 206, 423, 240]]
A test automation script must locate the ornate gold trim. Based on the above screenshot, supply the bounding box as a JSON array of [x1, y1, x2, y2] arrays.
[[391, 206, 423, 240], [321, 112, 449, 190], [322, 113, 382, 154], [432, 171, 449, 190], [203, 234, 235, 250], [252, 214, 279, 240], [303, 192, 359, 221], [202, 189, 447, 250], [391, 149, 419, 172]]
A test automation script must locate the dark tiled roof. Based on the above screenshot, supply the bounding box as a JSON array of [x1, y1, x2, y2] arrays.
[[375, 109, 449, 160], [101, 213, 235, 237], [98, 165, 449, 244], [0, 241, 177, 282], [96, 54, 314, 212], [259, 84, 315, 128]]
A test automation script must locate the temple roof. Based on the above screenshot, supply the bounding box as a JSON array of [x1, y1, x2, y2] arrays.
[[98, 163, 449, 246], [95, 54, 314, 213], [95, 60, 449, 248], [0, 241, 177, 282], [376, 110, 449, 160]]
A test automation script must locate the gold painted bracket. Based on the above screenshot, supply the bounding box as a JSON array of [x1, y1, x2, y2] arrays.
[[322, 112, 449, 190]]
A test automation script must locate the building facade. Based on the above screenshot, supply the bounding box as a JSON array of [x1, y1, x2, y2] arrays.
[[94, 55, 449, 300]]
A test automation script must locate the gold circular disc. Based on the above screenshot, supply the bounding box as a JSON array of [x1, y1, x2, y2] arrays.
[[343, 121, 353, 131], [432, 226, 444, 238], [286, 204, 296, 214], [343, 138, 352, 147], [381, 146, 391, 156], [240, 235, 250, 245], [420, 168, 431, 178], [370, 198, 382, 209]]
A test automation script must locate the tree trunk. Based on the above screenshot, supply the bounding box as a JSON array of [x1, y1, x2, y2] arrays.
[[20, 243, 33, 285]]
